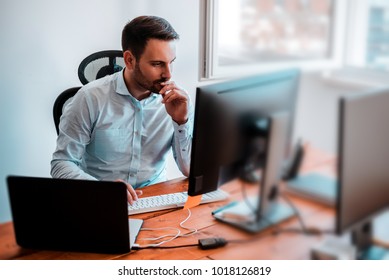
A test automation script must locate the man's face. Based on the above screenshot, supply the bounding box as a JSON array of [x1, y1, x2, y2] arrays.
[[133, 39, 176, 93]]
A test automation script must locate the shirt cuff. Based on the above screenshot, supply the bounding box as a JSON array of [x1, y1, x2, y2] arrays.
[[173, 120, 191, 139]]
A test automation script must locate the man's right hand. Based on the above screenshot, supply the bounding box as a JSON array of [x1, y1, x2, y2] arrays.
[[116, 179, 143, 205]]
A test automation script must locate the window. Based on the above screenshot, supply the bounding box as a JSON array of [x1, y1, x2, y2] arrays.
[[345, 0, 389, 71], [201, 0, 389, 80], [201, 0, 347, 79]]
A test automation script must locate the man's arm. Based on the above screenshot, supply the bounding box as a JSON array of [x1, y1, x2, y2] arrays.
[[50, 88, 141, 204], [171, 112, 193, 176], [51, 89, 96, 180], [51, 160, 97, 180], [159, 81, 193, 176]]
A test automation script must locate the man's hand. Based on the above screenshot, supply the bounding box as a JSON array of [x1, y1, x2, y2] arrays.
[[159, 81, 189, 125], [115, 179, 143, 205]]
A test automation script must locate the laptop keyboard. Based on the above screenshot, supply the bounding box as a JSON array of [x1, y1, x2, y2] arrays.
[[128, 189, 229, 215]]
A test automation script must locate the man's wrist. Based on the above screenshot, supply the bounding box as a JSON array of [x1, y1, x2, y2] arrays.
[[173, 118, 188, 125]]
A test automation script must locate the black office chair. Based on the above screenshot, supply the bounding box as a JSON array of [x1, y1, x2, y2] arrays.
[[78, 50, 124, 85], [53, 50, 124, 135], [53, 87, 81, 135]]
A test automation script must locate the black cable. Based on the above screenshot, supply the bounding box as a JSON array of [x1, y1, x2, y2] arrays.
[[241, 181, 256, 214], [133, 235, 269, 250], [277, 191, 334, 236], [240, 181, 275, 228], [279, 191, 310, 233]]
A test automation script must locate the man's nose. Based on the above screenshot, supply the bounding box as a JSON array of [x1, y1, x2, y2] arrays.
[[161, 64, 172, 80]]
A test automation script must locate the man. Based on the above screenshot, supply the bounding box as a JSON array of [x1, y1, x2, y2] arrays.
[[51, 16, 193, 204]]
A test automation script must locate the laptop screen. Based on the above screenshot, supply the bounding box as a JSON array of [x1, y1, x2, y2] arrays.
[[7, 176, 142, 254]]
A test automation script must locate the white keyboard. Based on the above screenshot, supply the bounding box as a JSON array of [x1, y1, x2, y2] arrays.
[[128, 189, 229, 215]]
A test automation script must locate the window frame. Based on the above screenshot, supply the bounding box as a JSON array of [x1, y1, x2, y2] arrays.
[[200, 0, 349, 80]]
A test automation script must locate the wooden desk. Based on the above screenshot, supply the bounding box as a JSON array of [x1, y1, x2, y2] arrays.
[[0, 146, 336, 260]]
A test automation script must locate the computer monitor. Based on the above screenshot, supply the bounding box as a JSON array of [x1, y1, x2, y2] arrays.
[[337, 87, 389, 259], [188, 69, 300, 232]]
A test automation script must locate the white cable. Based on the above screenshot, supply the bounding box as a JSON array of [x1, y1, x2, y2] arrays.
[[139, 227, 181, 241], [179, 208, 198, 236], [135, 209, 199, 248], [137, 227, 181, 247]]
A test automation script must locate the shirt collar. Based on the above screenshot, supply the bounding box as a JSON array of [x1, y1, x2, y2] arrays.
[[116, 68, 160, 101], [116, 68, 131, 96]]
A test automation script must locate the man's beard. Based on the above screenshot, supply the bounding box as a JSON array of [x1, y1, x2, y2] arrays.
[[133, 63, 167, 93]]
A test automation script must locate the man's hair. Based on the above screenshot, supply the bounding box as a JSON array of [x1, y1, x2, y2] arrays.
[[122, 15, 179, 60]]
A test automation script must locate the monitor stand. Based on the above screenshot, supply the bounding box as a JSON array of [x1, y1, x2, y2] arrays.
[[213, 113, 295, 233], [311, 221, 389, 260], [358, 246, 389, 260], [353, 221, 389, 260], [212, 196, 294, 233]]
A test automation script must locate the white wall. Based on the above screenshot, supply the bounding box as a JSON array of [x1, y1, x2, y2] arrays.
[[0, 0, 201, 223]]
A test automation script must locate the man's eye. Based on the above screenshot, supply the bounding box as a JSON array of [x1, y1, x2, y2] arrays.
[[152, 63, 162, 67]]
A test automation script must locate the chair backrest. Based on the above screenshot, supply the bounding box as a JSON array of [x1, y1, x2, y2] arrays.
[[78, 50, 124, 85], [53, 86, 81, 135], [53, 50, 124, 135]]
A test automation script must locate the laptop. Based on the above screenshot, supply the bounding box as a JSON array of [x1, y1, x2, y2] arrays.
[[7, 175, 143, 254]]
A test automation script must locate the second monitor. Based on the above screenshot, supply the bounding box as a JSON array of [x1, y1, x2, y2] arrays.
[[188, 69, 301, 232]]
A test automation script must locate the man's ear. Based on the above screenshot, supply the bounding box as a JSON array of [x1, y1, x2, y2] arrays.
[[123, 50, 136, 69]]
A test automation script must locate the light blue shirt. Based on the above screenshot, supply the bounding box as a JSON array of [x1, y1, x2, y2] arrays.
[[51, 70, 193, 188]]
